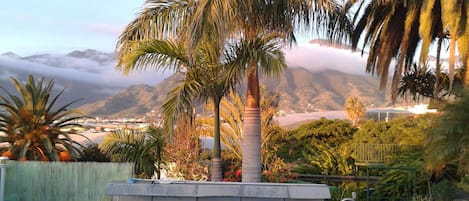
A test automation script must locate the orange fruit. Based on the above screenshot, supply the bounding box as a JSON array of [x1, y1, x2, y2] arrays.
[[59, 151, 71, 161], [1, 150, 13, 159], [18, 157, 27, 161]]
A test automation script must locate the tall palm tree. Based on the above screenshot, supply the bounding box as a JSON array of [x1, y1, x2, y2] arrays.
[[189, 0, 348, 182], [117, 0, 349, 182], [0, 75, 86, 161], [100, 126, 166, 179]]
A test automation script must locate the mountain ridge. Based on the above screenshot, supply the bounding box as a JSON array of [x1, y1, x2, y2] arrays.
[[79, 67, 391, 118]]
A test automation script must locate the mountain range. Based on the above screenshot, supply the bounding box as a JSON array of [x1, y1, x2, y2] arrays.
[[0, 49, 167, 109], [78, 67, 392, 118], [0, 46, 395, 119]]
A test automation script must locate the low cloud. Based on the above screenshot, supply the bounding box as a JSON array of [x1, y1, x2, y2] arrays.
[[284, 43, 368, 75], [0, 54, 168, 88], [1, 45, 371, 90]]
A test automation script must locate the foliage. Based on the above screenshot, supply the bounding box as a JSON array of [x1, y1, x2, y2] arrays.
[[223, 165, 242, 182], [99, 126, 166, 179], [268, 129, 303, 163], [430, 179, 456, 201], [398, 64, 464, 102], [165, 113, 209, 181], [296, 143, 353, 176], [276, 118, 356, 176], [373, 152, 428, 200], [330, 185, 366, 201], [351, 115, 434, 145], [0, 75, 86, 161], [344, 96, 366, 125], [275, 118, 357, 165], [425, 90, 469, 174], [77, 143, 111, 162], [295, 118, 357, 147], [262, 149, 297, 183]]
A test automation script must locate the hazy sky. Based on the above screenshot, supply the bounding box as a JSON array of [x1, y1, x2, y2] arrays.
[[0, 0, 369, 83], [0, 1, 320, 56], [0, 1, 145, 55]]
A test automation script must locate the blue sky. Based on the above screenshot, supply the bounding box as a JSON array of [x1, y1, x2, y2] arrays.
[[0, 1, 145, 55], [0, 1, 316, 56]]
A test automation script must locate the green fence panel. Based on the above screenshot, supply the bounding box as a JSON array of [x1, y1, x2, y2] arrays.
[[355, 144, 420, 164], [3, 161, 133, 201]]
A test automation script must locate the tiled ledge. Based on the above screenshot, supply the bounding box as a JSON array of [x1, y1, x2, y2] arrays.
[[106, 181, 330, 201]]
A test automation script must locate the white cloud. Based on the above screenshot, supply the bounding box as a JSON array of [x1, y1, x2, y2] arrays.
[[0, 55, 168, 88], [0, 44, 372, 90], [284, 43, 368, 75]]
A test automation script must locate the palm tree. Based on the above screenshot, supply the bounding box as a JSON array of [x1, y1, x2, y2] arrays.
[[118, 38, 234, 181], [397, 64, 465, 102], [344, 96, 366, 126], [117, 0, 235, 181], [0, 75, 86, 161], [349, 1, 426, 102], [100, 126, 166, 179], [118, 35, 285, 181], [348, 0, 469, 101], [197, 91, 244, 159], [188, 0, 349, 182], [117, 0, 349, 182]]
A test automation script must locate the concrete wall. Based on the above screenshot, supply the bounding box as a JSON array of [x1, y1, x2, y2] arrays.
[[106, 181, 330, 201]]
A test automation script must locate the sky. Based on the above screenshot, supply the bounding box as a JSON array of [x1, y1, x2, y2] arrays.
[[0, 0, 370, 87], [0, 1, 145, 55]]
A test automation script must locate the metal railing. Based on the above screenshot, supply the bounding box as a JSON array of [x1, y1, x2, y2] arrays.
[[354, 143, 420, 164]]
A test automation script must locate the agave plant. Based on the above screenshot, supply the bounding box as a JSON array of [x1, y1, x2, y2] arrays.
[[0, 75, 87, 161]]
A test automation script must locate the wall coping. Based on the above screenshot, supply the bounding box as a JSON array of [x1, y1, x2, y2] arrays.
[[106, 180, 330, 199]]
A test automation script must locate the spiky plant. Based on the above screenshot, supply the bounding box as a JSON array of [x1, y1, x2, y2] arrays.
[[0, 75, 86, 161]]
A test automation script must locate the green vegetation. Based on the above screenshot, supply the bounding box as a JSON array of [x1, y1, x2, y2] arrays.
[[115, 0, 349, 182], [104, 1, 469, 199], [425, 90, 469, 175], [0, 75, 87, 161], [344, 97, 366, 126], [99, 126, 166, 179]]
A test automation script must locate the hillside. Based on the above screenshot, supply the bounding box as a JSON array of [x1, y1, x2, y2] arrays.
[[79, 68, 391, 118]]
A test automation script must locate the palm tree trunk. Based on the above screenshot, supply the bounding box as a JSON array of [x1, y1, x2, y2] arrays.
[[242, 63, 262, 182], [211, 97, 223, 181], [449, 33, 457, 90], [434, 36, 443, 98], [465, 55, 469, 87]]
